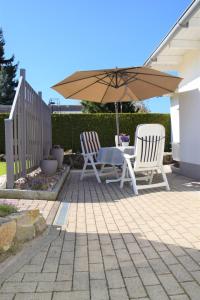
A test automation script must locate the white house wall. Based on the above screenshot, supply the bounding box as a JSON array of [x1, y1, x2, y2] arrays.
[[173, 50, 200, 179], [170, 95, 180, 161]]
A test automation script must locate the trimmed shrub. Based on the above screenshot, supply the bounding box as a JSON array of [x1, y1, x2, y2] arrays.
[[0, 113, 171, 153], [52, 113, 171, 152]]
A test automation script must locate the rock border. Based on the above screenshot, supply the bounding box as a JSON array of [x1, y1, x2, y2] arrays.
[[0, 165, 70, 200], [0, 209, 47, 253]]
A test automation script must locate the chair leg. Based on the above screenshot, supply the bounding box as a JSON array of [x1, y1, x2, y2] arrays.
[[120, 160, 127, 189], [90, 157, 101, 183], [149, 170, 154, 184], [113, 166, 119, 179], [160, 166, 170, 191], [99, 164, 105, 175], [126, 159, 138, 195], [80, 157, 88, 180]]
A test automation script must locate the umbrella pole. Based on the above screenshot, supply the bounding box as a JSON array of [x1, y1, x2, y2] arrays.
[[115, 102, 120, 145]]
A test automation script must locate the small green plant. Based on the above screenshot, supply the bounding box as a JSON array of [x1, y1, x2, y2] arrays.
[[0, 202, 18, 217], [30, 178, 48, 190]]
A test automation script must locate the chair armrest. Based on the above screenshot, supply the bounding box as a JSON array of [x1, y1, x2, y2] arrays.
[[124, 153, 136, 160], [82, 152, 98, 157]]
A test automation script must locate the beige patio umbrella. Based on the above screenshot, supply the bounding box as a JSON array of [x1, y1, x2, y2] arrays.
[[52, 66, 182, 138]]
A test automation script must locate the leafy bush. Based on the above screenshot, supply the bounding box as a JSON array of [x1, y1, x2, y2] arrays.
[[52, 113, 171, 152]]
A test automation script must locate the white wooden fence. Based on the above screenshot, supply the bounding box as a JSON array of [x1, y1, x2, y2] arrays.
[[5, 69, 52, 188]]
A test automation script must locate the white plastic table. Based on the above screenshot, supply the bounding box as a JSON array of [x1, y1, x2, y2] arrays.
[[97, 146, 135, 183]]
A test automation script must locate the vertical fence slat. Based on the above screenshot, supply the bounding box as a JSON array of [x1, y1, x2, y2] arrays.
[[5, 119, 14, 188], [5, 69, 52, 188]]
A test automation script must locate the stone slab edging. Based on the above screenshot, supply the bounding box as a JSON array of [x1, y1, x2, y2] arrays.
[[0, 165, 70, 200], [0, 225, 61, 285], [0, 191, 63, 284]]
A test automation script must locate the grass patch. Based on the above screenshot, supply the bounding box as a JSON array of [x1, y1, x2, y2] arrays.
[[0, 203, 18, 217], [0, 161, 6, 176]]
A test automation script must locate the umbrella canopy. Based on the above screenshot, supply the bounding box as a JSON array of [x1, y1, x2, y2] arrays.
[[52, 66, 182, 142], [52, 66, 182, 103]]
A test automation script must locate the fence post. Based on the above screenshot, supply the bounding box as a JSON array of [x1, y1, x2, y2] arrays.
[[5, 119, 14, 188], [20, 69, 26, 176]]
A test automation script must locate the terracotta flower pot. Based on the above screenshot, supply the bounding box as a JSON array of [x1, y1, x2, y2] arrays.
[[40, 159, 58, 176]]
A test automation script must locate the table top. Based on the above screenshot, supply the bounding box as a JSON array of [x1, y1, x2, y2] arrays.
[[97, 146, 135, 166]]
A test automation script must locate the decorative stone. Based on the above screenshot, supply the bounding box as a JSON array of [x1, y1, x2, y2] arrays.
[[34, 215, 47, 234], [26, 209, 40, 222], [0, 220, 16, 251], [15, 223, 35, 242]]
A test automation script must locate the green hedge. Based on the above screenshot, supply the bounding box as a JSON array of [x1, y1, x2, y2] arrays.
[[0, 113, 171, 154], [52, 113, 171, 152], [0, 114, 8, 154]]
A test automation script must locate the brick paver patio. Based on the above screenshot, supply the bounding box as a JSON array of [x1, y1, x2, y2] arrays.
[[1, 168, 200, 299]]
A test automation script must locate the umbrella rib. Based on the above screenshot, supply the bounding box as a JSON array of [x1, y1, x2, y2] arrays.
[[133, 77, 175, 93], [52, 71, 114, 87], [64, 73, 111, 99], [100, 74, 115, 103], [125, 71, 181, 79]]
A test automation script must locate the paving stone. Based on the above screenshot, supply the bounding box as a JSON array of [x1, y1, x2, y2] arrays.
[[146, 284, 169, 300], [62, 241, 75, 252], [56, 264, 73, 281], [23, 272, 56, 282], [138, 267, 159, 285], [6, 273, 24, 282], [126, 242, 141, 254], [73, 272, 89, 290], [158, 251, 178, 265], [103, 255, 119, 270], [131, 253, 149, 268], [53, 291, 90, 300], [168, 264, 193, 282], [112, 239, 126, 250], [14, 293, 52, 300], [178, 253, 200, 268], [0, 294, 15, 300], [142, 246, 159, 259], [0, 282, 37, 293], [30, 252, 47, 265], [181, 281, 200, 300], [60, 251, 74, 264], [125, 277, 147, 298], [90, 279, 109, 300], [101, 244, 115, 256], [37, 281, 71, 292], [20, 264, 43, 273], [149, 258, 169, 275], [74, 257, 89, 271], [170, 295, 190, 300], [90, 263, 105, 279], [158, 274, 184, 295], [43, 258, 59, 272], [109, 287, 129, 300], [106, 269, 124, 288], [116, 248, 131, 262], [47, 246, 62, 258], [89, 250, 102, 264], [119, 260, 137, 277]]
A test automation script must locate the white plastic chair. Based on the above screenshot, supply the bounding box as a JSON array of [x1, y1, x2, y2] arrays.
[[80, 131, 102, 183], [120, 124, 170, 195]]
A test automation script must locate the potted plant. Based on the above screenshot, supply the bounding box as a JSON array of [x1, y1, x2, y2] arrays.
[[51, 145, 64, 169], [40, 155, 58, 176], [120, 134, 130, 147]]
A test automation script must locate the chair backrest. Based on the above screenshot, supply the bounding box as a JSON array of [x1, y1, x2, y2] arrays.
[[80, 131, 101, 155], [134, 124, 165, 170]]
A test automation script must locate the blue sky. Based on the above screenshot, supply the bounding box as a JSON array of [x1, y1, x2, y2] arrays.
[[0, 0, 191, 112]]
